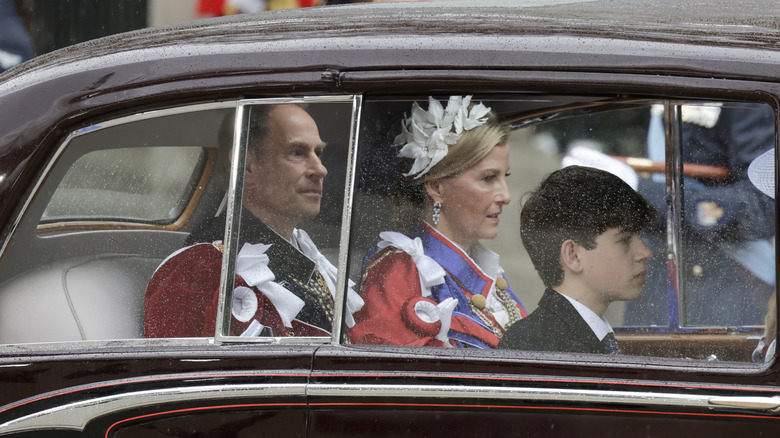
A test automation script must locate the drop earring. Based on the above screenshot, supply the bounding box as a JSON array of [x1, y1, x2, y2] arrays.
[[432, 201, 441, 226]]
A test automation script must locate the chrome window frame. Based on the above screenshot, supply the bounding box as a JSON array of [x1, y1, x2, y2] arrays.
[[215, 95, 360, 345]]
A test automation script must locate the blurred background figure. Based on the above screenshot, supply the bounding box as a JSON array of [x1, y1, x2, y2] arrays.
[[197, 0, 266, 16], [7, 0, 433, 65], [747, 148, 776, 363], [197, 0, 426, 16], [198, 0, 367, 15], [266, 0, 319, 8], [0, 0, 34, 72], [561, 102, 775, 328], [12, 0, 148, 56]]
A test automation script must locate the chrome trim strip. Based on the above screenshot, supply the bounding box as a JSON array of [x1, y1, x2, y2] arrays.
[[0, 337, 231, 354], [68, 101, 240, 136], [309, 383, 710, 406], [3, 381, 778, 434], [215, 102, 244, 342], [667, 102, 685, 326], [236, 96, 355, 105], [308, 383, 780, 413], [0, 383, 306, 434], [332, 94, 363, 345], [708, 395, 780, 411]]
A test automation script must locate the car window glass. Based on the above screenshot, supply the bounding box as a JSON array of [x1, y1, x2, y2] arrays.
[[41, 147, 206, 224], [0, 103, 233, 344], [214, 99, 354, 340], [345, 94, 776, 365], [676, 102, 775, 330]]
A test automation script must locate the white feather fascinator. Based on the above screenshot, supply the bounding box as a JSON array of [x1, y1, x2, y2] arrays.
[[394, 95, 491, 179]]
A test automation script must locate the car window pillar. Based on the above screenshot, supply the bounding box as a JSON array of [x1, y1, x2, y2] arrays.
[[664, 101, 685, 330], [215, 103, 244, 342], [332, 94, 362, 345]]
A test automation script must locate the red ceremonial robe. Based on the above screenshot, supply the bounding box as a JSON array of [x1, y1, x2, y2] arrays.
[[348, 222, 526, 348], [145, 243, 329, 338]]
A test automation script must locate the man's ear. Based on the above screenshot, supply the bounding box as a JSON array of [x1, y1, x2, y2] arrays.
[[423, 179, 443, 203], [243, 151, 261, 191], [560, 239, 583, 274], [244, 150, 260, 174]]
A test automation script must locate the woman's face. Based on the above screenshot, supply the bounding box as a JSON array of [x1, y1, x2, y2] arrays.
[[427, 143, 511, 247]]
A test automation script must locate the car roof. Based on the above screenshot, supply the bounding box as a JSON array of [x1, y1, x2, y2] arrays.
[[1, 0, 779, 231], [3, 0, 780, 80]]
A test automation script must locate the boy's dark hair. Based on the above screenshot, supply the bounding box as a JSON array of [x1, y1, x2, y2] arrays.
[[521, 165, 657, 288]]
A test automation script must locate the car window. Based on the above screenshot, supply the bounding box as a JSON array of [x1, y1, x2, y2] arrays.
[[139, 98, 357, 342], [215, 98, 355, 341], [345, 94, 776, 365], [0, 97, 357, 346], [528, 101, 776, 334], [0, 102, 233, 344], [41, 146, 207, 225], [676, 102, 775, 331]]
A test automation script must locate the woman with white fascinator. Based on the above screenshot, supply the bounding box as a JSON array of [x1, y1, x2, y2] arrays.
[[348, 96, 527, 348], [748, 148, 777, 363]]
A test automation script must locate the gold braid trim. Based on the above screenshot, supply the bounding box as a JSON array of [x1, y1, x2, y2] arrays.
[[496, 287, 524, 329], [361, 248, 406, 284]]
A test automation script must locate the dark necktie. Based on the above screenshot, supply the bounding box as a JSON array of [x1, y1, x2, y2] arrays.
[[602, 332, 622, 355]]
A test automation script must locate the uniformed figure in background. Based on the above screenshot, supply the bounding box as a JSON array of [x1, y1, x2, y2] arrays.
[[0, 0, 34, 72], [565, 102, 775, 327], [625, 103, 775, 327], [747, 148, 776, 363]]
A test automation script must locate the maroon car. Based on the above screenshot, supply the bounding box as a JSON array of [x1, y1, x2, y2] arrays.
[[0, 1, 778, 436]]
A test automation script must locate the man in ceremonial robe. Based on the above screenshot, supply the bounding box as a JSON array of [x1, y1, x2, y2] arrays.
[[145, 104, 362, 338]]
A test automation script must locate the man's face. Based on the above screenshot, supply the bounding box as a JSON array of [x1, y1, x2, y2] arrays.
[[243, 104, 327, 236], [577, 228, 653, 304]]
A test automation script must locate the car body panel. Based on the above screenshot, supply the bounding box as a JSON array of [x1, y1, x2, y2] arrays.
[[0, 1, 778, 435], [0, 345, 316, 435], [3, 3, 780, 230]]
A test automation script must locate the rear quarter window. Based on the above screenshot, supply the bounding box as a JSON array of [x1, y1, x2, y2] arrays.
[[41, 146, 207, 224]]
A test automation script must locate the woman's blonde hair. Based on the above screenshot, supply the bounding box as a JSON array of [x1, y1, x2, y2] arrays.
[[419, 112, 509, 184], [395, 110, 509, 210]]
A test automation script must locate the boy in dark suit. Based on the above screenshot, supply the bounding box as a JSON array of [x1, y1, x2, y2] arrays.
[[499, 166, 657, 354]]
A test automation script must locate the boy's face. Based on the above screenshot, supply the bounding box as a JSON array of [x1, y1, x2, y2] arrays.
[[577, 227, 653, 304]]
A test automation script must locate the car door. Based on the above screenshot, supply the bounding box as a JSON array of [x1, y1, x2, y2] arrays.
[[0, 96, 357, 436], [309, 78, 780, 435]]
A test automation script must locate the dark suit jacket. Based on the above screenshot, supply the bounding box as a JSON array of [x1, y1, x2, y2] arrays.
[[499, 288, 608, 354]]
